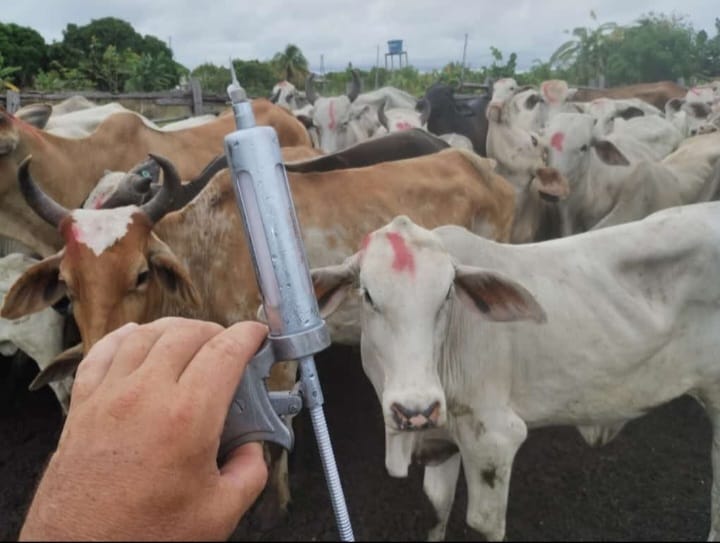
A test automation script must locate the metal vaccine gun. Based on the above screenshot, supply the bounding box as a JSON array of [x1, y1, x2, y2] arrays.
[[216, 68, 354, 541]]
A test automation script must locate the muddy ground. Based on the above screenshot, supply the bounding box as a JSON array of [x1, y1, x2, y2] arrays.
[[0, 344, 713, 541]]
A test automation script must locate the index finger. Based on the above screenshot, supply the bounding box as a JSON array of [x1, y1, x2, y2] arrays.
[[177, 321, 268, 415]]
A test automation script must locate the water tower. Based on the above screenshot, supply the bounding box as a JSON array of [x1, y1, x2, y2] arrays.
[[384, 39, 408, 70]]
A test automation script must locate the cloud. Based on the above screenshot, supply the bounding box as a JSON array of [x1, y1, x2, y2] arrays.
[[3, 0, 716, 73]]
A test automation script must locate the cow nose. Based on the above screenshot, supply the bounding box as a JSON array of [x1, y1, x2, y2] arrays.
[[391, 401, 441, 431]]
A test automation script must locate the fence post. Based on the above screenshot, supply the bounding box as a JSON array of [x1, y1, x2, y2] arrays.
[[190, 78, 203, 116], [5, 90, 20, 113]]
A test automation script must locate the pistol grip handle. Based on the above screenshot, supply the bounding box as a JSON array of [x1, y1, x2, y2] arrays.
[[218, 340, 294, 461]]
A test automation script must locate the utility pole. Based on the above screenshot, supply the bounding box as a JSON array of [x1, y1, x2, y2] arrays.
[[375, 44, 380, 89], [459, 33, 468, 89]]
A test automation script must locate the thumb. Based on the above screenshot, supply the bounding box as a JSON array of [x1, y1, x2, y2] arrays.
[[218, 442, 269, 519]]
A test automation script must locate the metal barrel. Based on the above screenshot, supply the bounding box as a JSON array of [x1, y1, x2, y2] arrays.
[[224, 96, 354, 541]]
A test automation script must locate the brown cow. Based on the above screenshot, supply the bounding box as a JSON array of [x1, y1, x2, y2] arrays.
[[0, 99, 310, 257], [2, 148, 514, 527], [569, 81, 687, 111]]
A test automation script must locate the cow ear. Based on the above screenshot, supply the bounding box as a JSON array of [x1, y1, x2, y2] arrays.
[[311, 255, 359, 318], [453, 265, 546, 323], [688, 102, 712, 118], [29, 343, 84, 391], [147, 235, 201, 307], [1, 252, 66, 319], [14, 103, 52, 129], [617, 106, 644, 120], [591, 139, 630, 166]]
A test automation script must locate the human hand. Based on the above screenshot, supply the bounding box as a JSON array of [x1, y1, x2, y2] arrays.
[[20, 317, 269, 541]]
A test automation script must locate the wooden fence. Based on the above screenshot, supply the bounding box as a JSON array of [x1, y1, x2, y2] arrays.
[[1, 78, 231, 124]]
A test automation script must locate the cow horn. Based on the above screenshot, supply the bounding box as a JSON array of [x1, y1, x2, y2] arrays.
[[176, 154, 228, 208], [270, 88, 282, 103], [140, 154, 182, 224], [306, 73, 318, 105], [378, 99, 390, 131], [347, 70, 361, 103], [17, 155, 70, 228], [418, 98, 432, 126]]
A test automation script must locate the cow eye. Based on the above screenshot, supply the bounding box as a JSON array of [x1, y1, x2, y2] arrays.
[[363, 288, 378, 311], [136, 270, 149, 288], [580, 144, 589, 152]]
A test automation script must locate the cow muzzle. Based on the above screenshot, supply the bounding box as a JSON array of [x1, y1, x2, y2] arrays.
[[391, 401, 442, 431]]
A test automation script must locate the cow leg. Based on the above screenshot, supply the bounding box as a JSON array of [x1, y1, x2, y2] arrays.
[[452, 408, 527, 542], [423, 453, 461, 541]]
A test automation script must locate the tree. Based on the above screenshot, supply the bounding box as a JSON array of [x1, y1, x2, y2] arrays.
[[271, 44, 309, 86], [605, 13, 698, 85], [0, 23, 46, 87], [0, 53, 21, 90], [47, 17, 180, 91], [190, 63, 231, 95], [695, 18, 720, 79], [125, 52, 178, 92], [233, 59, 279, 97], [550, 11, 622, 86]]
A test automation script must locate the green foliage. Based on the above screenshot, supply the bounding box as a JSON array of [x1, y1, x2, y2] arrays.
[[47, 17, 180, 92], [125, 53, 179, 92], [233, 59, 277, 97], [190, 63, 231, 95], [0, 53, 21, 89], [0, 23, 46, 87], [605, 13, 697, 85], [549, 11, 623, 86], [33, 63, 93, 91]]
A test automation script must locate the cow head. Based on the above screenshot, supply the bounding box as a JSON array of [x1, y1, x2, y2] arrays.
[[543, 112, 630, 196], [270, 80, 300, 111], [377, 100, 424, 133], [0, 155, 201, 356], [488, 79, 547, 130], [306, 70, 371, 152], [311, 216, 545, 476]]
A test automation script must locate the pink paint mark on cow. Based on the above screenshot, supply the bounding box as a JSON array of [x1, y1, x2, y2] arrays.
[[691, 87, 700, 95], [328, 101, 336, 130], [395, 121, 413, 131], [550, 132, 564, 152], [386, 232, 415, 274]]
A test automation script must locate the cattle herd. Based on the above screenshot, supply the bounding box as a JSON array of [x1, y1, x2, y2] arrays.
[[1, 72, 720, 541]]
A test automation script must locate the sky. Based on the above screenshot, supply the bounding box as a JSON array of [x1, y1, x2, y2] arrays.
[[3, 0, 718, 74]]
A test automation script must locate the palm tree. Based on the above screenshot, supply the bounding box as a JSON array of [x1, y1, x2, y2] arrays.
[[272, 44, 309, 86], [549, 11, 622, 87]]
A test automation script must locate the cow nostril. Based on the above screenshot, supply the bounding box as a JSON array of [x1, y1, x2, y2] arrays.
[[391, 401, 442, 430]]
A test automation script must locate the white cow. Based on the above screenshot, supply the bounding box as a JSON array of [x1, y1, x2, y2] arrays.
[[353, 86, 419, 111], [0, 253, 71, 414], [543, 112, 677, 235], [585, 97, 663, 137], [488, 78, 579, 133], [15, 102, 216, 138], [665, 98, 715, 137], [270, 80, 305, 111], [312, 209, 720, 541], [305, 71, 379, 152], [486, 83, 568, 243], [609, 114, 684, 158]]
